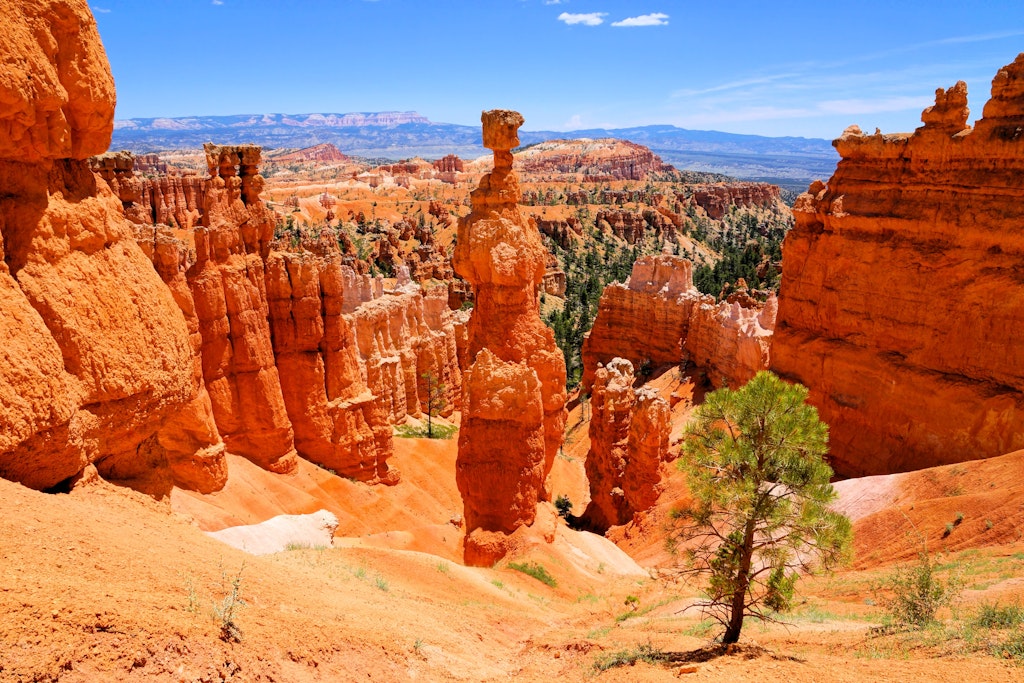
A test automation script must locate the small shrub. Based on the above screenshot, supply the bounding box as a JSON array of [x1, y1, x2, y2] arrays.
[[554, 494, 573, 519], [972, 602, 1024, 629], [993, 631, 1024, 662], [375, 576, 390, 592], [593, 643, 667, 672], [435, 561, 450, 575], [214, 563, 246, 642], [954, 512, 965, 525], [508, 561, 558, 588], [876, 552, 962, 629]]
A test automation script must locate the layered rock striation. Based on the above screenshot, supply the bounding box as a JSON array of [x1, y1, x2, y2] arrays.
[[582, 255, 774, 391], [772, 55, 1024, 477], [582, 358, 671, 531], [516, 138, 674, 181], [453, 110, 567, 565]]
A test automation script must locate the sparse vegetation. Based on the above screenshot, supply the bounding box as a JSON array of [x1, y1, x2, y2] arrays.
[[213, 563, 246, 642], [395, 423, 458, 440], [971, 601, 1024, 630], [875, 552, 962, 630], [593, 643, 668, 672], [508, 561, 558, 588], [554, 494, 573, 519]]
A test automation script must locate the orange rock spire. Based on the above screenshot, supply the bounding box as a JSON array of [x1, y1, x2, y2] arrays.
[[453, 110, 567, 565]]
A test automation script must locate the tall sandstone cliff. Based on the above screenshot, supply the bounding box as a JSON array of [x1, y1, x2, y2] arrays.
[[772, 54, 1024, 477], [582, 255, 775, 391], [0, 0, 225, 494], [453, 110, 568, 566], [124, 148, 463, 485]]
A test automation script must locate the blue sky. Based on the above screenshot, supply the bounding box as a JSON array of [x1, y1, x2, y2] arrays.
[[93, 0, 1023, 139]]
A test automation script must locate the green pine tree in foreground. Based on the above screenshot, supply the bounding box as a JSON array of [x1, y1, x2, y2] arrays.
[[669, 371, 852, 644]]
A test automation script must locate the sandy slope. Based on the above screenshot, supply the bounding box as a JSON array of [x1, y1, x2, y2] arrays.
[[4, 403, 1024, 681]]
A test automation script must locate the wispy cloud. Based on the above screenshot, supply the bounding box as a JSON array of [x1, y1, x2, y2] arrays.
[[611, 13, 668, 27], [92, 5, 111, 13], [212, 0, 224, 4], [558, 12, 606, 26], [544, 0, 566, 4], [672, 73, 798, 98]]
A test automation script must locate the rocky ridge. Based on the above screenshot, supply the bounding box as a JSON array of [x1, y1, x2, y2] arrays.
[[582, 358, 671, 531]]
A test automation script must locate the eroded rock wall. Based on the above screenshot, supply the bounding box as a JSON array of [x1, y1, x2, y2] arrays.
[[582, 255, 774, 391], [772, 55, 1024, 477], [0, 0, 224, 495], [582, 358, 670, 531]]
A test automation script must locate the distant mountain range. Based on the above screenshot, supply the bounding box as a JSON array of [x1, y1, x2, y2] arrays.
[[110, 111, 838, 191]]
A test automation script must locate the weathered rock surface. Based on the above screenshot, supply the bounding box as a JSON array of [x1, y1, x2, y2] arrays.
[[0, 0, 225, 495], [516, 138, 674, 181], [582, 255, 774, 391], [772, 55, 1024, 477], [686, 183, 781, 220], [270, 143, 348, 164], [0, 0, 115, 162], [454, 110, 568, 565], [582, 358, 671, 531]]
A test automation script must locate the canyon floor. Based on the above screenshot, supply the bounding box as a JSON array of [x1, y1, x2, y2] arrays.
[[4, 378, 1023, 682]]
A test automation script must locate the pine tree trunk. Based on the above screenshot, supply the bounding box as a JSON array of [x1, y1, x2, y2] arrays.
[[723, 517, 757, 644]]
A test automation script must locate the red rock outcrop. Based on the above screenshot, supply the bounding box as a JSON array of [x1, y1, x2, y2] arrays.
[[264, 251, 396, 483], [582, 358, 671, 531], [534, 215, 582, 248], [686, 183, 781, 220], [516, 138, 674, 181], [271, 143, 348, 164], [127, 150, 449, 485], [432, 154, 464, 173], [772, 55, 1024, 477], [453, 110, 568, 565], [186, 144, 298, 474], [582, 255, 774, 391], [0, 0, 225, 495]]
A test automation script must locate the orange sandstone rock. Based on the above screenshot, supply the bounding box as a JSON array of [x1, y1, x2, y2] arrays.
[[582, 358, 671, 531], [0, 1, 224, 494], [772, 54, 1024, 477], [0, 0, 115, 162], [582, 255, 774, 391], [454, 110, 568, 565]]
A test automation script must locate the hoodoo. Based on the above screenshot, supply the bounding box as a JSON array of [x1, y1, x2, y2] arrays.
[[582, 358, 671, 531], [772, 54, 1024, 477], [453, 110, 568, 565]]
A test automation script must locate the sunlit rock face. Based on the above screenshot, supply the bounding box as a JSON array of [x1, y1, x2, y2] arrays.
[[772, 54, 1024, 477], [453, 110, 568, 566]]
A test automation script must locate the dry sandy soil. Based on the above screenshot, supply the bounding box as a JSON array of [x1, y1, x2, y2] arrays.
[[3, 376, 1024, 682]]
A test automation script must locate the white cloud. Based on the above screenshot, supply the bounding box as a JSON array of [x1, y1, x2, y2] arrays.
[[212, 0, 223, 5], [92, 6, 111, 12], [611, 13, 668, 27], [544, 0, 566, 4], [558, 12, 606, 26]]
